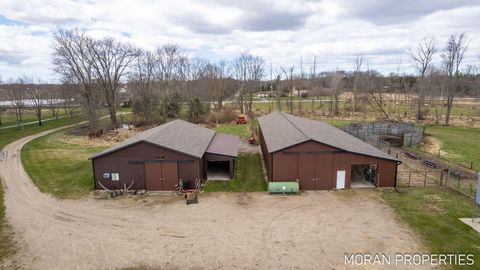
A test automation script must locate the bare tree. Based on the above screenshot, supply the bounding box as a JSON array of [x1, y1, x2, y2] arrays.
[[408, 35, 437, 121], [205, 60, 231, 111], [280, 65, 295, 114], [88, 37, 139, 127], [329, 71, 343, 116], [24, 77, 47, 126], [6, 78, 27, 129], [441, 33, 468, 126], [352, 55, 363, 112], [52, 29, 101, 135], [233, 54, 265, 115], [128, 50, 159, 124]]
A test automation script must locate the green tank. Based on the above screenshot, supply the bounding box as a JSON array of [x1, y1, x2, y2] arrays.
[[268, 182, 299, 194]]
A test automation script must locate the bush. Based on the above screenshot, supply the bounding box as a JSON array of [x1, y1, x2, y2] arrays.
[[218, 108, 237, 123]]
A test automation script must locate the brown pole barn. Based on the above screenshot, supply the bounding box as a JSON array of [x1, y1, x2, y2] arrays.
[[258, 112, 400, 190], [90, 120, 239, 191]]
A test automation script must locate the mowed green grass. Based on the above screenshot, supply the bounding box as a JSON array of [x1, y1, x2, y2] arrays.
[[424, 126, 480, 170], [214, 123, 251, 139], [0, 108, 78, 127], [0, 115, 85, 151], [21, 130, 112, 199], [204, 154, 267, 192], [381, 187, 480, 269]]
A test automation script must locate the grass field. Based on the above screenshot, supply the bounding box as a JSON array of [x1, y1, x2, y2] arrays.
[[0, 108, 79, 127], [214, 123, 251, 139], [0, 115, 85, 150], [204, 154, 267, 192], [21, 130, 112, 199], [424, 126, 480, 171], [381, 187, 480, 269]]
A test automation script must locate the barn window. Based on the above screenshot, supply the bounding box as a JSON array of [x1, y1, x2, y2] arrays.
[[111, 173, 120, 181]]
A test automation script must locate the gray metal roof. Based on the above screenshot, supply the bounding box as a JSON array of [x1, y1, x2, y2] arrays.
[[206, 133, 239, 157], [90, 119, 216, 159], [258, 112, 398, 161]]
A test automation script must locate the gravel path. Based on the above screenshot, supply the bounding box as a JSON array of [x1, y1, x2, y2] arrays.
[[0, 127, 431, 269]]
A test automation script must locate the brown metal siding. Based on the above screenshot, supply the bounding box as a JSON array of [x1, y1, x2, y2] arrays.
[[259, 127, 273, 181], [93, 142, 200, 190], [270, 140, 397, 189]]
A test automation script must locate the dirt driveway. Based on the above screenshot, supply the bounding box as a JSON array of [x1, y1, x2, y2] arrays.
[[1, 128, 430, 270]]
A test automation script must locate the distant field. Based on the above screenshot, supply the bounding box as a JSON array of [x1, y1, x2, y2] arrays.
[[0, 108, 79, 127], [0, 115, 85, 151], [424, 126, 480, 171]]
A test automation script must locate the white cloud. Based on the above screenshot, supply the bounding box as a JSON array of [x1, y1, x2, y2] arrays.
[[0, 0, 479, 81]]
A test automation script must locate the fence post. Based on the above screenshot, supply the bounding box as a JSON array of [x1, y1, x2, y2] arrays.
[[408, 171, 411, 187], [424, 171, 427, 187], [440, 171, 443, 186], [446, 170, 450, 187], [471, 161, 474, 170]]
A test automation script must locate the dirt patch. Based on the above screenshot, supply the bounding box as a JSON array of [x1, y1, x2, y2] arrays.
[[65, 127, 141, 147], [422, 136, 443, 157], [238, 141, 259, 154]]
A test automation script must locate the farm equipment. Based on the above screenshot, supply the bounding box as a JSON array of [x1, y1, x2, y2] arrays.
[[176, 179, 202, 205], [248, 133, 256, 144], [443, 168, 468, 179], [422, 159, 439, 169], [236, 114, 248, 124], [404, 152, 418, 160], [97, 180, 135, 198]]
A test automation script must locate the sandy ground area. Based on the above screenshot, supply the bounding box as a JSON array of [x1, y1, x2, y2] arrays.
[[0, 128, 431, 270]]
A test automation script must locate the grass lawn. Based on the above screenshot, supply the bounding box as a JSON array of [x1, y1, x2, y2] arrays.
[[0, 108, 80, 127], [204, 154, 267, 192], [381, 187, 480, 269], [424, 125, 480, 171], [214, 123, 251, 139], [0, 115, 85, 151], [21, 130, 112, 199]]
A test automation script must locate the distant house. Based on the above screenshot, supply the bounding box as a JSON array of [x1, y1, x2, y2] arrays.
[[90, 120, 239, 191], [292, 89, 311, 97], [256, 91, 275, 98], [258, 112, 400, 190]]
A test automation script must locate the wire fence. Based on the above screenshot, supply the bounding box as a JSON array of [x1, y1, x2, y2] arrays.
[[397, 170, 477, 198]]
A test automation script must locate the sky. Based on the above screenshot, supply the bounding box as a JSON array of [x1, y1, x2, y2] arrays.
[[0, 0, 479, 82]]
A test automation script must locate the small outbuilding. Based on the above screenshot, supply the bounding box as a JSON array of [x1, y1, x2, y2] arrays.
[[90, 120, 239, 191], [258, 112, 400, 190]]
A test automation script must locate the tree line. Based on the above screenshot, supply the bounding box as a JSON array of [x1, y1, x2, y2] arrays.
[[0, 29, 479, 134]]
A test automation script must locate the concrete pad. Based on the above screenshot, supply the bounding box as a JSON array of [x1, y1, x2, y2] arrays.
[[351, 179, 375, 188], [459, 218, 480, 233]]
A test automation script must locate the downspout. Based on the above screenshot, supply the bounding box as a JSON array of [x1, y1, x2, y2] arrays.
[[394, 161, 401, 192], [92, 159, 97, 190]]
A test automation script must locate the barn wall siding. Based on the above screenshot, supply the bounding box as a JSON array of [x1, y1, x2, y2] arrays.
[[258, 127, 273, 181], [270, 140, 397, 189], [92, 142, 200, 190]]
